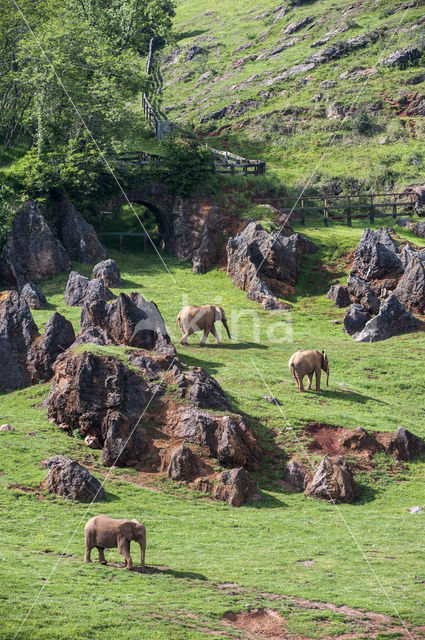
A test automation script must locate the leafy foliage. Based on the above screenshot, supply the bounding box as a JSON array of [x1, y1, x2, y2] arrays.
[[159, 134, 212, 197], [0, 185, 17, 251]]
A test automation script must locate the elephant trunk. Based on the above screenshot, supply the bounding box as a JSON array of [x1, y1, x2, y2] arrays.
[[222, 318, 231, 339], [326, 367, 329, 387]]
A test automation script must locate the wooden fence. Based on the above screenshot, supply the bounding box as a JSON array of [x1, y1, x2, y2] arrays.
[[209, 147, 266, 176], [254, 192, 417, 226]]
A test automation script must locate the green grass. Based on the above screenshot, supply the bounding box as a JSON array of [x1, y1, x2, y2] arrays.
[[1, 222, 425, 638]]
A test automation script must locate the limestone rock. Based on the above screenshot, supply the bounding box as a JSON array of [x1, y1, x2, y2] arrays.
[[185, 367, 230, 411], [43, 455, 105, 501], [386, 45, 421, 67], [341, 427, 383, 455], [64, 271, 114, 307], [0, 290, 39, 391], [71, 327, 117, 347], [413, 221, 425, 239], [20, 282, 47, 310], [326, 284, 350, 308], [214, 468, 260, 507], [173, 407, 261, 471], [385, 427, 424, 461], [168, 446, 200, 481], [283, 460, 307, 491], [351, 228, 402, 282], [27, 312, 76, 382], [92, 259, 121, 288], [0, 201, 69, 288], [354, 294, 422, 343], [304, 455, 361, 503], [186, 44, 204, 60], [53, 198, 106, 264], [394, 255, 425, 314], [347, 275, 380, 314], [343, 304, 371, 336], [0, 424, 14, 432]]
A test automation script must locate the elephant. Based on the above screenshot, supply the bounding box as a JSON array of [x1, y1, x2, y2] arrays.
[[84, 515, 146, 571], [288, 349, 329, 392], [177, 304, 231, 345]]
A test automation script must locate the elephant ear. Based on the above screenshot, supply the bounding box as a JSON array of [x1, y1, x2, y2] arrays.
[[117, 521, 135, 541], [321, 350, 326, 368]]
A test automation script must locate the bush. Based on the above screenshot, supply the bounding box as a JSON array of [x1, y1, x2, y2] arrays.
[[0, 185, 18, 251], [159, 134, 212, 197], [350, 108, 375, 136]]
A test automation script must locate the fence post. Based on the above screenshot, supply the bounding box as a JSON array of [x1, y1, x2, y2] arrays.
[[119, 235, 123, 252], [301, 199, 305, 225], [324, 198, 329, 227], [392, 194, 397, 219], [347, 196, 352, 227], [369, 195, 375, 224]]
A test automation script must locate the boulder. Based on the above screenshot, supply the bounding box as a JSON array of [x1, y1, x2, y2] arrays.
[[43, 455, 105, 501], [27, 312, 76, 382], [343, 304, 371, 336], [304, 455, 361, 503], [347, 275, 380, 313], [45, 350, 161, 466], [394, 255, 425, 314], [386, 45, 421, 67], [92, 259, 121, 288], [354, 294, 422, 343], [214, 468, 260, 507], [0, 290, 39, 391], [400, 244, 417, 269], [52, 198, 106, 264], [0, 200, 70, 288], [413, 221, 425, 239], [185, 367, 231, 411], [128, 353, 163, 381], [402, 183, 425, 214], [326, 284, 350, 308], [396, 217, 413, 229], [64, 271, 114, 307], [20, 282, 47, 310], [167, 445, 200, 481], [341, 427, 383, 455], [186, 45, 204, 60], [283, 460, 307, 491], [80, 292, 177, 359], [0, 424, 14, 432], [283, 17, 313, 34], [226, 221, 317, 307], [385, 427, 424, 461], [351, 228, 402, 281], [71, 327, 117, 347], [173, 407, 262, 471]]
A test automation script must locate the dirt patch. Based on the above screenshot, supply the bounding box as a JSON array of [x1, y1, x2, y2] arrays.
[[223, 609, 288, 640]]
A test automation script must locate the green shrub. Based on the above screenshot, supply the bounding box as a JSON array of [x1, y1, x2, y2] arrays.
[[159, 133, 212, 197], [0, 185, 18, 251], [350, 108, 375, 136]]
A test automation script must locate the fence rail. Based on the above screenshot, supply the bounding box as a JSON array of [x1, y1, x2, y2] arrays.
[[254, 192, 417, 226]]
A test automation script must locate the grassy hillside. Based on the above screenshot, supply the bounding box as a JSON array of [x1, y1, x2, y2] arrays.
[[160, 0, 425, 189], [1, 222, 425, 639]]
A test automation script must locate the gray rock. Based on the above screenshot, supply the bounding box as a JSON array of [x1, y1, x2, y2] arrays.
[[409, 506, 424, 514], [64, 271, 114, 307], [92, 259, 121, 288], [355, 294, 422, 342], [343, 304, 371, 336], [186, 367, 231, 411], [283, 460, 307, 491], [0, 424, 14, 432], [385, 427, 424, 461], [400, 244, 417, 269], [71, 327, 117, 347], [283, 17, 313, 34], [0, 200, 70, 288], [263, 395, 281, 405], [20, 283, 47, 310], [214, 467, 261, 507], [53, 199, 106, 264], [27, 312, 75, 382], [347, 275, 380, 314], [43, 455, 105, 501], [396, 217, 413, 228], [0, 290, 39, 391], [413, 221, 425, 239], [326, 284, 350, 308], [186, 45, 204, 61], [394, 255, 425, 314], [304, 455, 361, 503], [351, 228, 402, 281], [167, 446, 200, 481], [386, 45, 421, 67], [127, 353, 163, 381]]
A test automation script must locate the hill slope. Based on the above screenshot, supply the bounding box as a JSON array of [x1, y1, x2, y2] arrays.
[[159, 0, 425, 189]]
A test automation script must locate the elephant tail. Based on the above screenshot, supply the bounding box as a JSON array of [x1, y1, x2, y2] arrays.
[[289, 362, 297, 380], [176, 314, 183, 332]]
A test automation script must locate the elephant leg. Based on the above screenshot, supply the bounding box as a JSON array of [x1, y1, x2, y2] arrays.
[[298, 375, 305, 392], [200, 329, 210, 345], [306, 373, 313, 391], [210, 326, 221, 345], [315, 367, 321, 391], [97, 547, 106, 565], [84, 545, 92, 563], [140, 543, 145, 573], [118, 537, 133, 570], [180, 332, 190, 345]]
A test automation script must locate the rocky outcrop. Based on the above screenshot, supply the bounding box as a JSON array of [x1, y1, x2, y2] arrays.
[[168, 446, 200, 481], [283, 460, 307, 491], [0, 290, 39, 391], [172, 407, 261, 471], [402, 183, 425, 214], [0, 201, 70, 288], [64, 272, 114, 307], [80, 292, 176, 359], [42, 455, 105, 502], [385, 427, 424, 461], [341, 427, 383, 456], [351, 228, 402, 282], [394, 255, 425, 314], [354, 294, 422, 343], [185, 367, 231, 410], [27, 313, 75, 383], [304, 455, 361, 503], [413, 221, 425, 239], [214, 468, 260, 507], [226, 221, 316, 308], [386, 45, 421, 67], [326, 284, 350, 308], [343, 304, 371, 336], [52, 198, 106, 264], [92, 259, 121, 288], [347, 275, 380, 313], [20, 282, 47, 310]]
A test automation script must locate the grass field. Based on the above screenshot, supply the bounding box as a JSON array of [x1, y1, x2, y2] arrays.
[[1, 219, 425, 639]]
